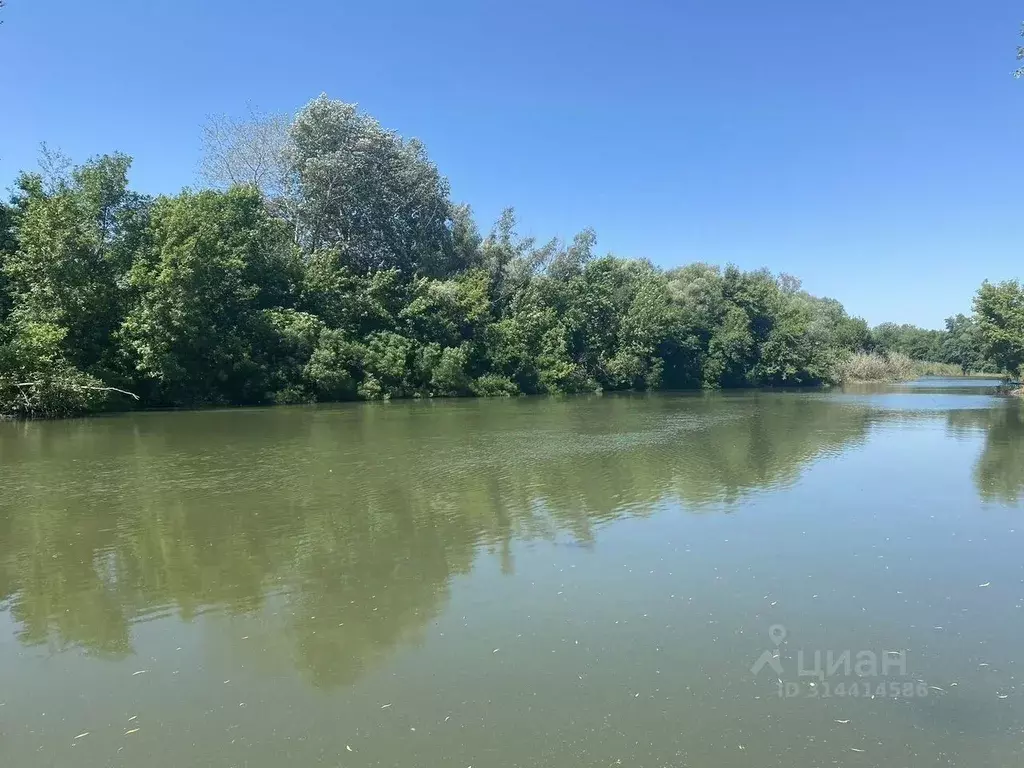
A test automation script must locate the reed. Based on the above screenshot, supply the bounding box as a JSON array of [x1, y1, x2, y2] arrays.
[[838, 352, 916, 382]]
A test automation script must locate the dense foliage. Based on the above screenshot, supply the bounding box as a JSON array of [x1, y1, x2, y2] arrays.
[[0, 97, 1018, 416], [868, 323, 945, 362], [974, 280, 1024, 379]]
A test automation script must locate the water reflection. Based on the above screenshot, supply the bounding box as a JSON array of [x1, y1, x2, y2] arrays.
[[0, 388, 1019, 688], [946, 400, 1024, 504]]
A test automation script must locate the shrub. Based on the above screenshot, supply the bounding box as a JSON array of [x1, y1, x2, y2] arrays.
[[1, 369, 111, 418], [470, 373, 521, 397]]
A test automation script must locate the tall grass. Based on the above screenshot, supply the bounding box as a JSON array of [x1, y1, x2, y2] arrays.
[[912, 361, 1006, 378], [912, 360, 966, 377], [839, 352, 997, 383], [838, 352, 916, 382]]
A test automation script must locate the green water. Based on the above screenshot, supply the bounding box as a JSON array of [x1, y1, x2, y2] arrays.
[[1, 381, 1022, 767]]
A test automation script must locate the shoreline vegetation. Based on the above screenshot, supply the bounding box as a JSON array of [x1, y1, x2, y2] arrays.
[[1, 96, 1022, 419], [837, 352, 997, 383]]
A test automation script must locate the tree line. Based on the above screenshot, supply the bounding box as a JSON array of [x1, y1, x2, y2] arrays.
[[1, 96, 1021, 417]]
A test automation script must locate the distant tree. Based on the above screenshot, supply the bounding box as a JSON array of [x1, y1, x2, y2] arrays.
[[806, 296, 870, 352], [870, 322, 944, 361], [974, 280, 1024, 378], [942, 314, 984, 375]]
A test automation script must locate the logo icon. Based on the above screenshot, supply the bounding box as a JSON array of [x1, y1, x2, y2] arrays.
[[751, 624, 786, 676]]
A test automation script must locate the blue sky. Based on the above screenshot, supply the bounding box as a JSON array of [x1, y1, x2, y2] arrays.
[[1, 0, 1020, 327]]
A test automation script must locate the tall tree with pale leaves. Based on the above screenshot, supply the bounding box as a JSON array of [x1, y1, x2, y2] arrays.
[[286, 96, 461, 277], [200, 106, 291, 197]]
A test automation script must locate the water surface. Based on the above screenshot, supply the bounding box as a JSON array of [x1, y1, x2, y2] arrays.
[[1, 381, 1022, 766]]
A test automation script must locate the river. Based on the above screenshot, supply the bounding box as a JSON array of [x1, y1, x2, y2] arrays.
[[1, 380, 1022, 766]]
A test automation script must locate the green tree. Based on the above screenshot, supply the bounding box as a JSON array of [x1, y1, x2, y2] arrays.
[[359, 331, 416, 399], [0, 154, 148, 416], [0, 199, 16, 326], [870, 322, 945, 361], [2, 155, 143, 377], [807, 297, 870, 353], [942, 314, 983, 375], [754, 294, 838, 386], [303, 328, 362, 401], [287, 96, 463, 276], [973, 280, 1024, 378], [121, 187, 295, 405], [662, 263, 725, 388]]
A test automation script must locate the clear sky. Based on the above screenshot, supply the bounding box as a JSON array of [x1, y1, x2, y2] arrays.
[[1, 0, 1020, 328]]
